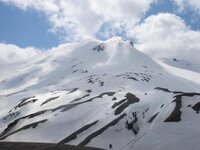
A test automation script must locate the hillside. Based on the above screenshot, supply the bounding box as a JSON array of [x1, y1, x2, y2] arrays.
[[0, 37, 199, 150]]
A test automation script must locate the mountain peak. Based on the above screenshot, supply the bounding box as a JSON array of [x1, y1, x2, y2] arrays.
[[105, 36, 127, 42]]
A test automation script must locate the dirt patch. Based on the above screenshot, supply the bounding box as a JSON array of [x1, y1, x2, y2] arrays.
[[112, 99, 126, 108], [70, 94, 90, 103], [125, 112, 139, 135], [41, 96, 60, 106], [54, 92, 116, 112], [0, 119, 47, 140], [192, 102, 200, 113], [79, 114, 126, 146], [58, 121, 98, 144], [148, 112, 159, 123], [9, 96, 36, 113], [0, 110, 48, 138], [114, 93, 140, 115], [155, 87, 183, 94], [68, 88, 79, 94], [164, 95, 182, 122], [92, 43, 105, 52]]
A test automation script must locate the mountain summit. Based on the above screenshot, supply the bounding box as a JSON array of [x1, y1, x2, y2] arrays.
[[0, 37, 200, 150]]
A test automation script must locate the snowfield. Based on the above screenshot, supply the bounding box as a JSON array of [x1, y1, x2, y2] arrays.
[[0, 37, 199, 150]]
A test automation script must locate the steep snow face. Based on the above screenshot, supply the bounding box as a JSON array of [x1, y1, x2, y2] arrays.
[[160, 57, 200, 73], [0, 37, 200, 150]]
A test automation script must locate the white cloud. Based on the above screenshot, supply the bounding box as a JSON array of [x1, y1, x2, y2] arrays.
[[1, 0, 200, 64], [0, 43, 39, 67], [0, 0, 157, 41], [0, 0, 59, 13], [130, 13, 200, 63], [173, 0, 200, 13]]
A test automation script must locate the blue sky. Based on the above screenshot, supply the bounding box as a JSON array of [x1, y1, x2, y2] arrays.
[[0, 0, 200, 50], [0, 3, 60, 48], [145, 0, 200, 30]]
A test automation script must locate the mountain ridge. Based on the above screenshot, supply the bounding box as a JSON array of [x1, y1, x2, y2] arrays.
[[0, 37, 199, 150]]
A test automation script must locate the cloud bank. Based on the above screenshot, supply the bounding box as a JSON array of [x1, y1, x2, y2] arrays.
[[0, 43, 39, 67], [131, 13, 200, 63], [173, 0, 200, 13], [0, 0, 156, 41], [0, 0, 200, 65]]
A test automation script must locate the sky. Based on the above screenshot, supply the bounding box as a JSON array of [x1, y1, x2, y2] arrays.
[[0, 0, 200, 65]]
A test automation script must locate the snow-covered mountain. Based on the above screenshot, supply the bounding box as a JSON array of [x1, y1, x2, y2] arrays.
[[160, 57, 200, 73], [0, 37, 200, 150]]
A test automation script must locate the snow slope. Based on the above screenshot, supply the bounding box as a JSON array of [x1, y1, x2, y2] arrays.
[[160, 57, 200, 73], [0, 37, 199, 150]]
